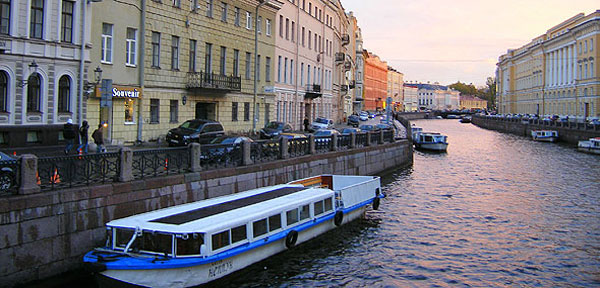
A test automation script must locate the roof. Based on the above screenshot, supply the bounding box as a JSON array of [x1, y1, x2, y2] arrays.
[[406, 83, 450, 91]]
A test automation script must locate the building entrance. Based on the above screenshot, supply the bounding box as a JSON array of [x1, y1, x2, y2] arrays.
[[195, 102, 216, 120]]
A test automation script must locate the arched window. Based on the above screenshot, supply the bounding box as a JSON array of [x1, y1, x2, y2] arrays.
[[0, 71, 7, 112], [27, 73, 41, 112], [58, 75, 70, 112]]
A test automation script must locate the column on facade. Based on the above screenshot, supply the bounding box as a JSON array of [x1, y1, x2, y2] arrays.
[[545, 53, 550, 87], [554, 50, 559, 86], [550, 51, 554, 86], [561, 48, 566, 85], [567, 46, 571, 84], [572, 44, 577, 82]]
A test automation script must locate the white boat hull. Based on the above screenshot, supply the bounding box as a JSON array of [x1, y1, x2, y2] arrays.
[[532, 136, 558, 142], [99, 207, 368, 287], [415, 142, 448, 151], [578, 141, 600, 154]]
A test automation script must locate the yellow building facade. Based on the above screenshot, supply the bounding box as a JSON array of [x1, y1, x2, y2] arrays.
[[460, 95, 487, 110], [497, 11, 599, 120]]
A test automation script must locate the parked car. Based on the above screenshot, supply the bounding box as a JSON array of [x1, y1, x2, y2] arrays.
[[310, 117, 334, 132], [359, 112, 369, 121], [359, 124, 378, 132], [277, 133, 308, 139], [341, 128, 361, 135], [260, 121, 292, 139], [313, 129, 340, 137], [347, 115, 360, 127], [166, 119, 224, 146], [0, 152, 16, 193], [376, 123, 393, 130], [368, 112, 376, 119], [210, 136, 253, 145]]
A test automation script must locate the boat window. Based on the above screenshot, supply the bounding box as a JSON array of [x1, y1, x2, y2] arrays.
[[176, 233, 204, 256], [231, 225, 247, 244], [140, 232, 173, 255], [212, 230, 231, 251], [300, 204, 310, 220], [324, 198, 333, 211], [269, 214, 282, 232], [106, 228, 113, 248], [314, 201, 324, 215], [253, 218, 268, 237], [286, 208, 299, 225], [115, 228, 134, 248]]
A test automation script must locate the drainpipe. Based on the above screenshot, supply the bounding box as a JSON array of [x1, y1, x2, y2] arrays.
[[137, 0, 146, 142]]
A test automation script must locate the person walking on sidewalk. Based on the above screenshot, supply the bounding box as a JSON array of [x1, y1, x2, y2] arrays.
[[63, 119, 76, 155], [77, 120, 89, 154], [303, 117, 310, 132], [92, 124, 104, 153]]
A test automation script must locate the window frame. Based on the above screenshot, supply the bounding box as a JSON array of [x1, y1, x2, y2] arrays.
[[150, 98, 160, 124], [30, 0, 44, 39], [171, 35, 180, 70], [151, 31, 160, 68], [169, 99, 178, 123], [60, 0, 74, 43], [57, 75, 71, 113], [126, 27, 137, 67], [101, 23, 114, 64]]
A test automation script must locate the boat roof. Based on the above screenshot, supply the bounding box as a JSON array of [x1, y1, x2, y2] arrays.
[[107, 184, 334, 234]]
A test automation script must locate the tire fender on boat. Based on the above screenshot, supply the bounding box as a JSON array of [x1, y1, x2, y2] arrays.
[[285, 230, 298, 248], [334, 211, 344, 226], [373, 197, 380, 210]]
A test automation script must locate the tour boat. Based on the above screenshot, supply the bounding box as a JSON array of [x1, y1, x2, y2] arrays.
[[531, 130, 558, 142], [83, 175, 382, 287], [414, 132, 448, 152], [577, 137, 600, 154], [410, 126, 423, 143]]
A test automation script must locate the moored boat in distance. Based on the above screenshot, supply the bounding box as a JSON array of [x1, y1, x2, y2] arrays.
[[459, 116, 472, 123], [410, 126, 423, 143], [414, 132, 448, 152], [578, 137, 600, 154], [83, 175, 382, 288], [531, 130, 558, 142]]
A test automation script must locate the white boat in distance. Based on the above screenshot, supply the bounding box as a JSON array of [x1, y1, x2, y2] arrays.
[[414, 132, 448, 152], [83, 175, 382, 287], [578, 137, 600, 154], [531, 130, 558, 142]]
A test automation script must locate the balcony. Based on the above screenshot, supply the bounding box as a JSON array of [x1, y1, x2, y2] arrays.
[[304, 84, 322, 99], [335, 52, 345, 63], [186, 71, 241, 92], [341, 34, 350, 46]]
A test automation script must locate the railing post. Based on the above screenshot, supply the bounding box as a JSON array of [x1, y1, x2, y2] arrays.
[[19, 154, 40, 195], [119, 147, 133, 182], [331, 134, 338, 151], [308, 135, 316, 154], [349, 133, 356, 149], [389, 130, 395, 143], [242, 140, 253, 166], [379, 130, 385, 144], [279, 137, 289, 159], [366, 131, 372, 146], [189, 143, 201, 172]]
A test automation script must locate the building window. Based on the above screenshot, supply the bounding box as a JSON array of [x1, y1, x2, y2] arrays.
[[266, 19, 271, 36], [277, 56, 281, 82], [30, 0, 44, 39], [0, 0, 10, 35], [61, 1, 73, 43], [189, 39, 197, 72], [170, 100, 178, 123], [151, 32, 160, 68], [289, 60, 293, 85], [173, 0, 180, 7], [301, 27, 305, 46], [256, 55, 261, 81], [265, 103, 270, 124], [220, 46, 226, 75], [308, 30, 311, 49], [171, 36, 179, 70], [220, 1, 227, 22], [244, 102, 250, 121], [300, 63, 304, 85], [232, 102, 238, 121], [101, 23, 113, 63], [27, 74, 41, 112], [58, 75, 70, 112], [125, 99, 134, 122], [0, 71, 7, 112], [150, 99, 159, 123], [307, 64, 310, 84], [291, 21, 295, 42], [279, 15, 283, 37], [234, 7, 240, 26], [246, 11, 252, 30], [126, 28, 137, 66], [206, 0, 213, 17], [245, 52, 251, 80], [285, 18, 289, 40], [284, 57, 287, 83], [233, 49, 239, 77], [205, 43, 212, 74], [265, 57, 271, 82], [257, 16, 262, 33]]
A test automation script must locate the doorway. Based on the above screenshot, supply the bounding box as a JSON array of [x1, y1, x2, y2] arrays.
[[304, 103, 311, 120], [195, 102, 216, 120]]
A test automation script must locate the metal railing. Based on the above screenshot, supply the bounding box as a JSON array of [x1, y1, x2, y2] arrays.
[[250, 140, 279, 163], [477, 115, 600, 131], [315, 136, 332, 153], [0, 158, 21, 196], [288, 138, 310, 157], [337, 135, 351, 150], [355, 133, 367, 147], [370, 132, 380, 144], [38, 153, 120, 191], [132, 147, 189, 180], [384, 130, 394, 142], [200, 143, 242, 169], [186, 71, 242, 91]]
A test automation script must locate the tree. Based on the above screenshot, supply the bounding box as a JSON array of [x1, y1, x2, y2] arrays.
[[485, 77, 496, 110]]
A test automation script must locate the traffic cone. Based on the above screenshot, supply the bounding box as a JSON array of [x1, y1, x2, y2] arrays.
[[164, 158, 169, 171], [78, 148, 83, 159], [13, 151, 16, 156], [50, 168, 61, 184], [36, 171, 41, 185]]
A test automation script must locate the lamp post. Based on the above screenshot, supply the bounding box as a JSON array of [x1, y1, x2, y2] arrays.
[[253, 0, 269, 133], [18, 61, 39, 87]]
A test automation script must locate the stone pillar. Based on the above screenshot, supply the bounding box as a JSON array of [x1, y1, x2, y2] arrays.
[[366, 131, 372, 146], [379, 130, 385, 144], [189, 143, 201, 172], [118, 147, 133, 182], [331, 134, 338, 151], [242, 140, 253, 166], [308, 135, 316, 154], [19, 154, 40, 195], [279, 137, 289, 159], [349, 132, 356, 149]]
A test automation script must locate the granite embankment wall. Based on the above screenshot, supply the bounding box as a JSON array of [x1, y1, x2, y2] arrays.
[[472, 115, 600, 144], [0, 140, 412, 287]]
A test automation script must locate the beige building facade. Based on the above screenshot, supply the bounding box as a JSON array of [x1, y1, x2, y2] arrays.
[[387, 67, 404, 111], [402, 84, 418, 112]]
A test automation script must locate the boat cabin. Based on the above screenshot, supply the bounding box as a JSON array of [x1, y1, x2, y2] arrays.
[[417, 133, 447, 144]]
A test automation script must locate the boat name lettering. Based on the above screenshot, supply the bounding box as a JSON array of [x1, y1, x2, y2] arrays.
[[208, 260, 233, 278]]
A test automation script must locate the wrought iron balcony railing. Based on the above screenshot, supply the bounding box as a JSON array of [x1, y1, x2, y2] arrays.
[[186, 71, 241, 92]]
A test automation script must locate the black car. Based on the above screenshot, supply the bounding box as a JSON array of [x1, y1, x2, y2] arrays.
[[166, 119, 224, 146], [260, 121, 292, 139], [347, 115, 359, 127], [0, 152, 16, 193], [359, 124, 379, 132]]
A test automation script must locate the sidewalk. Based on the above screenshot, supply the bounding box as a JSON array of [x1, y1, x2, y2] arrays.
[[1, 140, 168, 158]]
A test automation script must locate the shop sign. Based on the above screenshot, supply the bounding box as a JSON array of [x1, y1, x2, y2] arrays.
[[112, 86, 141, 98]]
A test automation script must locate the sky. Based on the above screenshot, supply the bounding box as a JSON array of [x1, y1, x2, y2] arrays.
[[341, 0, 599, 87]]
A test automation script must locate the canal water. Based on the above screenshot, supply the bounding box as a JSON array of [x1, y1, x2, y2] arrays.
[[48, 119, 600, 287]]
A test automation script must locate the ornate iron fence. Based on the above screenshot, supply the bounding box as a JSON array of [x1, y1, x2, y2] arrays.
[[384, 130, 394, 142], [132, 147, 189, 180], [251, 140, 279, 163], [0, 158, 21, 196], [337, 135, 351, 150], [314, 136, 331, 153], [200, 143, 243, 169], [370, 132, 380, 144], [288, 137, 310, 157], [355, 132, 367, 147], [37, 153, 120, 191]]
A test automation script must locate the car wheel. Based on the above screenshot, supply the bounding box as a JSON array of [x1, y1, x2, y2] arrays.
[[0, 171, 14, 192]]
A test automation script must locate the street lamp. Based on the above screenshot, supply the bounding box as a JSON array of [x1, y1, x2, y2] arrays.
[[18, 61, 39, 87], [253, 0, 269, 133]]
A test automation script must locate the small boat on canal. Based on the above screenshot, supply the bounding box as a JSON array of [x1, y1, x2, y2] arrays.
[[414, 132, 448, 152], [83, 175, 383, 288], [578, 137, 600, 154], [531, 130, 558, 142], [459, 116, 472, 123]]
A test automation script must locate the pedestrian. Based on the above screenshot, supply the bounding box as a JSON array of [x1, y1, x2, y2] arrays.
[[63, 119, 76, 155], [77, 120, 89, 154], [303, 117, 310, 132], [92, 123, 104, 153]]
